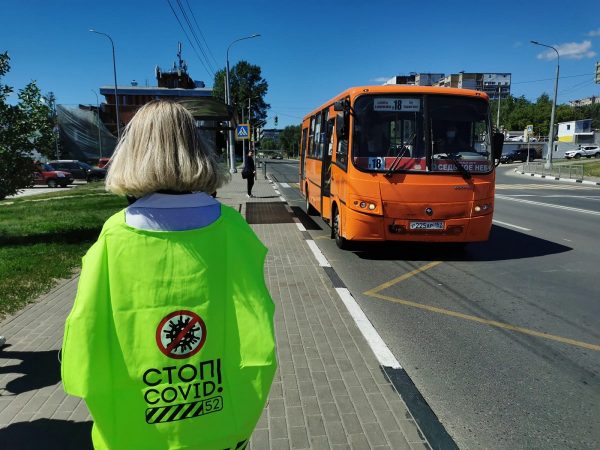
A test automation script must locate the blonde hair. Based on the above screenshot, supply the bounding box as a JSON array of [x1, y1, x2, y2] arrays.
[[105, 100, 228, 197]]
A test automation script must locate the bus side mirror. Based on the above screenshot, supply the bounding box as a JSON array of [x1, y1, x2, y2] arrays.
[[335, 112, 348, 140], [492, 132, 504, 160]]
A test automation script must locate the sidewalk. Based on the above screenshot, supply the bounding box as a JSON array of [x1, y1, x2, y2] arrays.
[[0, 173, 432, 450]]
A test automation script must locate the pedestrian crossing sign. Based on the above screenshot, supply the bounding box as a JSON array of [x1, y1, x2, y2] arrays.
[[236, 124, 250, 141]]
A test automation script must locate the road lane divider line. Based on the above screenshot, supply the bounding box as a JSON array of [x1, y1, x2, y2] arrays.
[[279, 182, 290, 188], [306, 240, 331, 267], [335, 288, 401, 369], [496, 194, 600, 216], [367, 292, 600, 352], [364, 262, 442, 296], [492, 220, 531, 231]]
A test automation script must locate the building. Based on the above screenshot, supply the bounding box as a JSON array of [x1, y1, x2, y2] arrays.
[[261, 129, 282, 142], [57, 43, 230, 162], [99, 43, 211, 132], [557, 119, 594, 143], [384, 72, 511, 99], [568, 96, 600, 107], [384, 74, 416, 85], [415, 73, 444, 86]]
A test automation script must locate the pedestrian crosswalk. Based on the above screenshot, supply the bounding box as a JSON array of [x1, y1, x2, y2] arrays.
[[496, 183, 598, 190]]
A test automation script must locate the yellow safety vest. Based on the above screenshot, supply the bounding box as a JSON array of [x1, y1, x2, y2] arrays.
[[62, 205, 276, 449]]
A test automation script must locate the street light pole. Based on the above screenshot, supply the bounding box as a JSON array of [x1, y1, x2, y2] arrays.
[[226, 34, 261, 173], [90, 29, 121, 140], [91, 89, 102, 158], [531, 40, 560, 169]]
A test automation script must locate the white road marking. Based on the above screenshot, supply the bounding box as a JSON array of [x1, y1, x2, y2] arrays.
[[496, 194, 600, 216], [306, 240, 330, 267], [335, 288, 401, 369], [492, 219, 531, 231], [279, 196, 286, 202], [496, 183, 597, 190], [279, 182, 290, 188], [274, 190, 280, 195], [295, 221, 306, 231]]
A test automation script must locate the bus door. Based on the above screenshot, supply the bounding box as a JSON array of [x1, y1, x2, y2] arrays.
[[320, 111, 334, 220], [300, 126, 308, 186]]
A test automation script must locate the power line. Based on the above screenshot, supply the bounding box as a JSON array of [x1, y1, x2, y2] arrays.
[[512, 73, 594, 85], [165, 0, 213, 78], [173, 0, 216, 75], [560, 80, 597, 96], [184, 0, 219, 68]]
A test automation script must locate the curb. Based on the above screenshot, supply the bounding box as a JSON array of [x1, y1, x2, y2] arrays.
[[514, 169, 600, 187]]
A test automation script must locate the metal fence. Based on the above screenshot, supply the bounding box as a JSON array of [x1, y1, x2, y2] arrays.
[[520, 162, 584, 181]]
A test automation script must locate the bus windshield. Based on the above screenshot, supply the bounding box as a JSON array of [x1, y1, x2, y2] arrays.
[[352, 95, 493, 174]]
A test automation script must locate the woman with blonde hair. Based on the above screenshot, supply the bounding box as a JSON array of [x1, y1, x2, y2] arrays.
[[61, 100, 277, 450]]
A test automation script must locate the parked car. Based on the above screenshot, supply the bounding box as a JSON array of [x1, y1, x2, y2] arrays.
[[48, 160, 106, 182], [500, 148, 537, 164], [564, 145, 600, 159], [32, 162, 73, 188], [505, 135, 524, 142], [97, 157, 111, 169], [272, 154, 283, 160]]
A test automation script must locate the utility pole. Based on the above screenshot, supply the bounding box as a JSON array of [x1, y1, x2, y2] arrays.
[[531, 40, 560, 169], [242, 106, 246, 166], [91, 89, 102, 158], [496, 85, 501, 129]]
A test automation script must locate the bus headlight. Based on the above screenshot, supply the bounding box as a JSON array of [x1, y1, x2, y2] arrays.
[[351, 197, 382, 215], [473, 202, 492, 215]]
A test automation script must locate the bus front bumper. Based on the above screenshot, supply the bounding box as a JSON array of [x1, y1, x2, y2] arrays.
[[343, 207, 492, 242]]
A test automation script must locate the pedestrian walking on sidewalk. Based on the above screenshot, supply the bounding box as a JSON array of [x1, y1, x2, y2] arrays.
[[242, 150, 256, 198], [61, 100, 277, 450]]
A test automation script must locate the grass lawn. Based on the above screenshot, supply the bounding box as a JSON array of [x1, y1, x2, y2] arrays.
[[581, 160, 600, 178], [0, 183, 128, 319]]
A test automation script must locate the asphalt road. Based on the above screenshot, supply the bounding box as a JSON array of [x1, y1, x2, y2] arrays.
[[266, 159, 600, 450]]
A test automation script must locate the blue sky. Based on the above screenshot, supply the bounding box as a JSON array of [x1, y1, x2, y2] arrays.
[[2, 0, 600, 128]]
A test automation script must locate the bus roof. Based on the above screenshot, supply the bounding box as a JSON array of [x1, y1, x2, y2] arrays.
[[303, 85, 489, 120]]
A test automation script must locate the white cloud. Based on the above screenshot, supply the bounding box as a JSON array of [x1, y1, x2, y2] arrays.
[[536, 40, 596, 60], [587, 28, 600, 37], [371, 77, 390, 83]]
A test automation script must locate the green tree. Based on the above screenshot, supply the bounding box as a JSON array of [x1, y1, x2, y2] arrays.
[[212, 60, 270, 133], [0, 52, 57, 199], [260, 138, 277, 150], [278, 125, 301, 157]]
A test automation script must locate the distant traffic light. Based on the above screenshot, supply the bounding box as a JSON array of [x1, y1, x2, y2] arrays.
[[274, 116, 278, 127]]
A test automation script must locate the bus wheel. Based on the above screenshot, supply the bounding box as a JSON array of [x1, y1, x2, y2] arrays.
[[305, 185, 317, 215], [332, 206, 349, 249]]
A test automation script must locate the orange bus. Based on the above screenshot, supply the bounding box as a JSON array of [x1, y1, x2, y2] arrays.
[[299, 85, 504, 248]]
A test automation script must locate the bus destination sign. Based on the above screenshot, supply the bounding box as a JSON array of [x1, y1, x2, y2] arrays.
[[373, 98, 420, 112]]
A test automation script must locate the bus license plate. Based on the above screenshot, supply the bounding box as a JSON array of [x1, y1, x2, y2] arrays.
[[409, 221, 444, 230]]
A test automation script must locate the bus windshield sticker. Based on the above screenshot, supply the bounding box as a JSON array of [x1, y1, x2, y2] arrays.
[[432, 160, 491, 172], [373, 98, 420, 112]]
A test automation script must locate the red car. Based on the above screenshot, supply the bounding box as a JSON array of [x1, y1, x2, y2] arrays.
[[97, 157, 111, 169], [32, 162, 73, 188]]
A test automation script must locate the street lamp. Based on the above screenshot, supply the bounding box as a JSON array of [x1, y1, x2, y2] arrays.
[[226, 33, 261, 173], [531, 40, 560, 169], [91, 89, 102, 158], [90, 29, 121, 140]]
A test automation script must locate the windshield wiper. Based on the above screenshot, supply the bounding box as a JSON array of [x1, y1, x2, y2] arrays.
[[385, 133, 415, 177], [438, 153, 471, 179]]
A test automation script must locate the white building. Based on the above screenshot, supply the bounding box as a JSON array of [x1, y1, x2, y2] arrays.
[[557, 119, 594, 143]]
